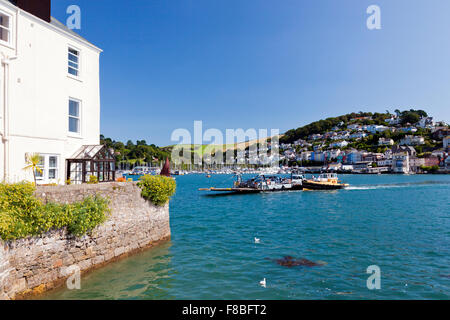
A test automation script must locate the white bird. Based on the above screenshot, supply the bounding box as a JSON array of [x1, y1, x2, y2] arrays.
[[254, 237, 260, 244], [260, 278, 266, 288]]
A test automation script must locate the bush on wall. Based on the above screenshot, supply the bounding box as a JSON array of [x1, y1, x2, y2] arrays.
[[137, 175, 176, 206], [0, 182, 110, 241]]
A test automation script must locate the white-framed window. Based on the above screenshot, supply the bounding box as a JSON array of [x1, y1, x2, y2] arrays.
[[33, 154, 60, 184], [48, 155, 58, 180], [0, 10, 12, 45], [35, 155, 45, 180], [68, 47, 80, 76], [68, 99, 81, 134]]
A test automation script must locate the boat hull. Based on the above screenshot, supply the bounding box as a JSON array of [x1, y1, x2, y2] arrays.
[[200, 184, 303, 194], [302, 181, 347, 190]]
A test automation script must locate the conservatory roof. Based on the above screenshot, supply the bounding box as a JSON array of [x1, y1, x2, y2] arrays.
[[68, 145, 115, 161]]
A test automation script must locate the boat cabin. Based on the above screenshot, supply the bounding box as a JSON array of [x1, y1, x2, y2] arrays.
[[313, 173, 339, 183]]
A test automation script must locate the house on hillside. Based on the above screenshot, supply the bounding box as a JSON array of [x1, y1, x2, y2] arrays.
[[330, 140, 348, 148], [392, 153, 410, 174], [392, 145, 416, 157], [417, 117, 434, 129], [345, 150, 363, 164], [398, 127, 418, 133], [349, 132, 367, 140], [399, 135, 425, 146], [0, 0, 110, 184], [378, 138, 394, 146], [386, 116, 401, 125], [409, 157, 425, 173], [444, 136, 450, 150], [366, 125, 389, 134], [347, 124, 361, 131], [432, 128, 450, 140]]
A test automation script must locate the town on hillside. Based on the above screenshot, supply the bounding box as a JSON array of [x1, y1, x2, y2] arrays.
[[105, 110, 450, 175], [276, 110, 450, 174]]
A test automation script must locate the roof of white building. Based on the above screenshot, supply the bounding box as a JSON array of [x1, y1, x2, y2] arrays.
[[50, 17, 100, 50], [3, 0, 102, 52]]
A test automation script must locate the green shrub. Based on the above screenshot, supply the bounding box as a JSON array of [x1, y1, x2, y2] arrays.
[[420, 165, 440, 173], [0, 182, 110, 241], [66, 196, 110, 236], [137, 175, 176, 206], [87, 175, 99, 184]]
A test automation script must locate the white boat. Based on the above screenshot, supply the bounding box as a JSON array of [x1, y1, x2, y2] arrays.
[[130, 166, 160, 175]]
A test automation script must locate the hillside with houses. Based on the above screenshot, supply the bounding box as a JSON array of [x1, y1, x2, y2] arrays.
[[277, 110, 450, 174]]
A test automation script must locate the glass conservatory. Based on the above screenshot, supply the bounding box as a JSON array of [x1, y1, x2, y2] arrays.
[[66, 145, 116, 184]]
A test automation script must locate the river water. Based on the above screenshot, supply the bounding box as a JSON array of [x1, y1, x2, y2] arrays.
[[42, 174, 450, 300]]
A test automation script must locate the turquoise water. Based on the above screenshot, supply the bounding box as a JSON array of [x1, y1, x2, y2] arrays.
[[42, 174, 450, 300]]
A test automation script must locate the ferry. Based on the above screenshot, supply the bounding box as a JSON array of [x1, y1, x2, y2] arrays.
[[302, 173, 349, 190], [199, 173, 304, 194]]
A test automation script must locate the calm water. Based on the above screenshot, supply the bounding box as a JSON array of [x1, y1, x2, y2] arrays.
[[42, 174, 450, 300]]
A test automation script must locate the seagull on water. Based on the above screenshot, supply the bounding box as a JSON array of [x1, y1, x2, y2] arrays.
[[260, 278, 266, 288], [254, 237, 260, 244]]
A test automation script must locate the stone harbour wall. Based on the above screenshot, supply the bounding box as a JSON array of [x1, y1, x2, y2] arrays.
[[0, 182, 171, 300]]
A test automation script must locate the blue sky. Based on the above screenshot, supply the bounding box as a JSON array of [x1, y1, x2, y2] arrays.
[[52, 0, 450, 146]]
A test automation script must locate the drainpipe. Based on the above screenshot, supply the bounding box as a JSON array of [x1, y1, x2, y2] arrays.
[[1, 58, 18, 182], [1, 56, 17, 182], [1, 9, 20, 182]]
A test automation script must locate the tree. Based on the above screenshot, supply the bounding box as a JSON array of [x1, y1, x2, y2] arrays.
[[401, 111, 420, 125], [23, 153, 43, 185]]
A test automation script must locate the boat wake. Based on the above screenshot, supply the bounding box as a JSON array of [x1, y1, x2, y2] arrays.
[[346, 181, 450, 191]]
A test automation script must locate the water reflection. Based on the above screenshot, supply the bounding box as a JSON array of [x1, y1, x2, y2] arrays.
[[41, 242, 174, 300]]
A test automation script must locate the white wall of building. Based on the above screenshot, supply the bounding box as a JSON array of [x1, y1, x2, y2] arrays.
[[0, 0, 101, 184], [444, 137, 450, 149]]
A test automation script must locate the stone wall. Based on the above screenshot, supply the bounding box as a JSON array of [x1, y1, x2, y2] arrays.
[[0, 182, 170, 300]]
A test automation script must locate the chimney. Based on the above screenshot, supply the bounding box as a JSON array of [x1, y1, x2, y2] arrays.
[[12, 0, 51, 23]]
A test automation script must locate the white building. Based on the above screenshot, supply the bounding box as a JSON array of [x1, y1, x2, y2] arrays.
[[386, 116, 401, 125], [0, 0, 102, 184], [309, 133, 323, 141], [398, 127, 418, 133], [327, 149, 341, 159], [366, 125, 389, 134], [377, 159, 392, 167], [409, 157, 425, 172], [347, 124, 361, 131], [299, 151, 312, 161], [378, 138, 394, 146], [444, 136, 450, 150], [330, 140, 348, 148], [417, 117, 434, 129], [392, 153, 410, 174], [399, 135, 425, 146], [349, 132, 367, 140]]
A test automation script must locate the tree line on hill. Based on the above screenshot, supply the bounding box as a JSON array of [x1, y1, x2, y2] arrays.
[[100, 135, 171, 165], [280, 109, 429, 144]]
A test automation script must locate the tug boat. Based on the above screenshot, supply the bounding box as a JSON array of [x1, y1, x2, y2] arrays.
[[302, 173, 349, 190]]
